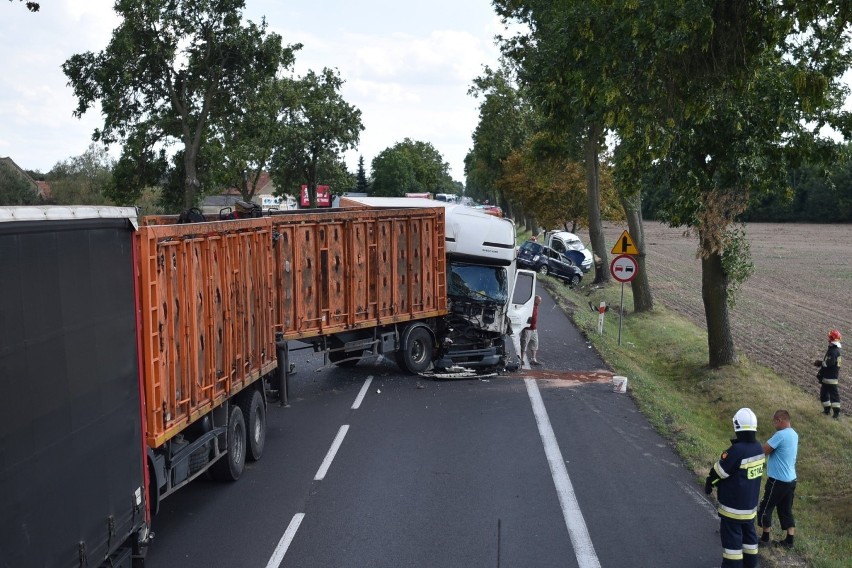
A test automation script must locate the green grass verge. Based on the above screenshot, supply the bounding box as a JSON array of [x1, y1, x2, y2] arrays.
[[536, 267, 852, 568]]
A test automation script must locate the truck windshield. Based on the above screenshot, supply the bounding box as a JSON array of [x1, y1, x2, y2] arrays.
[[448, 262, 508, 303]]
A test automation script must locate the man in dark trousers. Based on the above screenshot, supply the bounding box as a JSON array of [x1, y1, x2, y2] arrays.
[[757, 409, 799, 548], [706, 408, 766, 567], [814, 329, 842, 419]]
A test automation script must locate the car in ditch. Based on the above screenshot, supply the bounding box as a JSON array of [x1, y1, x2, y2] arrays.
[[543, 230, 594, 273], [516, 240, 583, 286]]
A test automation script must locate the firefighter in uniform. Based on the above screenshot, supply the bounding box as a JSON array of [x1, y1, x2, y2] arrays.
[[705, 408, 766, 567], [814, 329, 842, 419]]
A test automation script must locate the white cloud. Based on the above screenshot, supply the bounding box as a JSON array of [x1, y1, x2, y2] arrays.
[[1, 0, 501, 181]]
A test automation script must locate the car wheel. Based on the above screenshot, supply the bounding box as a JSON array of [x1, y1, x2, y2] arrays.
[[569, 274, 580, 286], [537, 265, 549, 276]]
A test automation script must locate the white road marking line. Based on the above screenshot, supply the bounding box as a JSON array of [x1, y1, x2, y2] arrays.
[[525, 378, 601, 568], [314, 425, 349, 481], [265, 513, 304, 568], [352, 376, 373, 409]]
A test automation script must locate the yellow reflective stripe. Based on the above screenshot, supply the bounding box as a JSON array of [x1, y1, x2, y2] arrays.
[[719, 505, 757, 520], [822, 378, 839, 384], [743, 548, 759, 555], [723, 550, 744, 560], [740, 454, 764, 466], [714, 462, 729, 479]]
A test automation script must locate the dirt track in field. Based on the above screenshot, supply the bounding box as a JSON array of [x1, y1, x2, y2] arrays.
[[579, 222, 852, 405]]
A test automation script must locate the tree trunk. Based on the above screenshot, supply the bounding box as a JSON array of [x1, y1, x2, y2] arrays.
[[620, 191, 653, 312], [184, 153, 200, 209], [702, 250, 737, 367], [584, 124, 609, 284]]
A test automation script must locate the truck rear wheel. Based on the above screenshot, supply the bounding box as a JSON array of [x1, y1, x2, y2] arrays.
[[399, 326, 434, 374], [239, 389, 266, 462], [211, 405, 246, 482]]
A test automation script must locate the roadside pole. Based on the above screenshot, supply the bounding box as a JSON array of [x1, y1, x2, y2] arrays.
[[610, 230, 640, 346]]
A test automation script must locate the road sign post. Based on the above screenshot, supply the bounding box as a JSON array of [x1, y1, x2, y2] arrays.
[[610, 254, 639, 346]]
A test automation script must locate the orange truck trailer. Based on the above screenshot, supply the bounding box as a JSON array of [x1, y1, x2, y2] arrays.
[[1, 204, 535, 567]]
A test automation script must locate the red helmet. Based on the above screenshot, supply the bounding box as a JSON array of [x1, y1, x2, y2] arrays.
[[828, 329, 842, 342]]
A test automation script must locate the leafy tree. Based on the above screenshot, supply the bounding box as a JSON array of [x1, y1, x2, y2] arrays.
[[317, 152, 355, 199], [466, 62, 533, 216], [370, 149, 417, 197], [495, 1, 619, 285], [371, 138, 454, 197], [108, 140, 169, 207], [46, 144, 115, 205], [270, 68, 363, 208], [605, 1, 851, 367], [0, 161, 40, 205], [355, 155, 370, 193], [213, 77, 291, 203], [9, 0, 39, 11], [63, 0, 298, 208]]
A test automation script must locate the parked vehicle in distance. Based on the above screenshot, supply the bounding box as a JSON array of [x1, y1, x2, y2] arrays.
[[516, 240, 582, 286], [474, 204, 503, 217], [543, 230, 594, 273]]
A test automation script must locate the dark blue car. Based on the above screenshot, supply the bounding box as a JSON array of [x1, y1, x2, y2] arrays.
[[516, 241, 582, 286]]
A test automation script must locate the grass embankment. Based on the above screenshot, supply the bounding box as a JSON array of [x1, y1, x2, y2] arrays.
[[519, 229, 852, 567]]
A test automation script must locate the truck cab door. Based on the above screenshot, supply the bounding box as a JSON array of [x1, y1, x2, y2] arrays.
[[507, 269, 536, 336]]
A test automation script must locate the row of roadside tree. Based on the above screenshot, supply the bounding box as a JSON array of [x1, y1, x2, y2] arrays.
[[465, 1, 852, 371]]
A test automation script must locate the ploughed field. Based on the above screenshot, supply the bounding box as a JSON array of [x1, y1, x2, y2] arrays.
[[583, 222, 852, 404]]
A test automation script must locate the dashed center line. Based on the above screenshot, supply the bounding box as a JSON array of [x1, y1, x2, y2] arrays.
[[352, 375, 373, 409], [265, 513, 304, 568], [265, 375, 374, 566]]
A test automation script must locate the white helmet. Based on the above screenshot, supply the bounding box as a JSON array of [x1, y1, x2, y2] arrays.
[[732, 408, 757, 432]]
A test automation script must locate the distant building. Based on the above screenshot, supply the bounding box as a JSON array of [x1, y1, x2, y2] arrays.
[[200, 172, 294, 214], [0, 156, 50, 199]]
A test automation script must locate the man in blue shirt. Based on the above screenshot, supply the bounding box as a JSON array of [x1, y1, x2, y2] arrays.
[[757, 409, 799, 548]]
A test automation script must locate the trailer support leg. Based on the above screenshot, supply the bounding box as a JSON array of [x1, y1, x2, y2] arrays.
[[276, 337, 290, 408]]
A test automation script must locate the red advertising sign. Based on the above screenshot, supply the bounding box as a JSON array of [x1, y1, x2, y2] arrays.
[[300, 184, 331, 207]]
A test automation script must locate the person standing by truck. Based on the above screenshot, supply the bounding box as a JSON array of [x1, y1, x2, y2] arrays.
[[814, 329, 842, 419], [521, 295, 542, 365]]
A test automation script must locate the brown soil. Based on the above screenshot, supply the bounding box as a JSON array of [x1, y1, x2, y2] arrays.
[[578, 222, 852, 405]]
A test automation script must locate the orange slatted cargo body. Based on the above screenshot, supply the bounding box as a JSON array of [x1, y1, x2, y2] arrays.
[[137, 207, 445, 447], [270, 207, 446, 339]]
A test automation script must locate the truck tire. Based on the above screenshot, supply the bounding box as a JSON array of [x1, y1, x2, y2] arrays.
[[239, 389, 266, 462], [211, 405, 246, 482], [399, 326, 434, 374]]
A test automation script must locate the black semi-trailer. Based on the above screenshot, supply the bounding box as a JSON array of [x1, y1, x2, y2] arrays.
[[0, 207, 150, 567]]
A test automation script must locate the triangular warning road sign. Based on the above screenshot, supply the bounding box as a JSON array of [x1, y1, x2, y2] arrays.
[[610, 230, 639, 255]]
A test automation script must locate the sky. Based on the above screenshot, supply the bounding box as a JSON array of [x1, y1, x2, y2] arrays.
[[0, 0, 509, 183]]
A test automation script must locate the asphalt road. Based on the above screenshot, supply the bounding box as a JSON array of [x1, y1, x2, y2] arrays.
[[145, 287, 723, 568]]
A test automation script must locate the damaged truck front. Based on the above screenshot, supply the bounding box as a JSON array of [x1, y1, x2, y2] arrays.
[[334, 197, 536, 375]]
